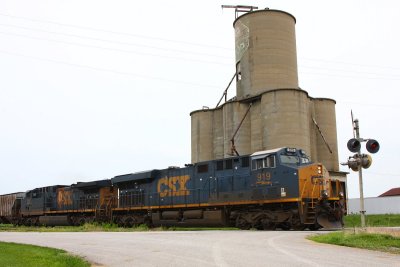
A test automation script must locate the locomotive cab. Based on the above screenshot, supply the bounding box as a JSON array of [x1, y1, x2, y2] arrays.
[[249, 148, 345, 230]]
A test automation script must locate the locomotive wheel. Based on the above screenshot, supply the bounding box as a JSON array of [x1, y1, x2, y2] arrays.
[[75, 217, 86, 226], [124, 216, 136, 228], [24, 218, 32, 226], [292, 224, 307, 231], [308, 224, 321, 231], [279, 222, 291, 231], [236, 216, 251, 230], [115, 217, 124, 227]]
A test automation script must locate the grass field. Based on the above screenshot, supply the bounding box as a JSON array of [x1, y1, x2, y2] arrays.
[[0, 223, 149, 232], [344, 214, 400, 228], [0, 223, 237, 232], [0, 241, 90, 267], [309, 231, 400, 254]]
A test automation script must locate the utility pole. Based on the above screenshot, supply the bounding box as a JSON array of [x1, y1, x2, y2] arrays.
[[353, 119, 366, 228]]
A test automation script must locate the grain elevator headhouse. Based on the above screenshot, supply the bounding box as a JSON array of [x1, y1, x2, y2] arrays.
[[190, 8, 344, 179]]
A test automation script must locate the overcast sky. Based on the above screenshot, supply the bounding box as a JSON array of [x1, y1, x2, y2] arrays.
[[0, 0, 399, 199]]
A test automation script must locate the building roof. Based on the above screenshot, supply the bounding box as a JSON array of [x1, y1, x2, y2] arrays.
[[379, 187, 400, 197]]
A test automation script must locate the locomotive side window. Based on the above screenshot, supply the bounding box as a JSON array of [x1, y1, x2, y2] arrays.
[[225, 159, 233, 170], [216, 160, 223, 171], [251, 155, 276, 170], [266, 155, 276, 168], [257, 159, 265, 169], [197, 164, 209, 173], [241, 156, 249, 167]]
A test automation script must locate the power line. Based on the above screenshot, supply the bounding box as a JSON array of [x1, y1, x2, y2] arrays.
[[2, 25, 398, 77], [0, 31, 232, 66], [0, 49, 223, 89], [0, 12, 231, 50], [0, 22, 232, 59]]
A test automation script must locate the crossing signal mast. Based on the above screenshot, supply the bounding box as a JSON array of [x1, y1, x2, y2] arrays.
[[341, 111, 380, 228]]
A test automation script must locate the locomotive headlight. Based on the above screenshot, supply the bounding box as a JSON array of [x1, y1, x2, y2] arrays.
[[339, 192, 344, 199], [321, 190, 328, 199], [317, 165, 323, 174]]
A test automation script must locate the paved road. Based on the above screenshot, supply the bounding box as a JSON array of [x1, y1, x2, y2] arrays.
[[0, 231, 399, 267]]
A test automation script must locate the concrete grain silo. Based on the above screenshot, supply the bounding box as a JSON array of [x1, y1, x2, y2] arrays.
[[191, 110, 213, 164], [261, 89, 311, 154], [190, 8, 343, 177], [212, 107, 224, 160], [234, 10, 299, 99], [222, 101, 251, 157], [312, 98, 339, 171]]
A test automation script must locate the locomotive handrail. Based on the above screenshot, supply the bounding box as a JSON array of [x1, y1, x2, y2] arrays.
[[300, 178, 307, 199]]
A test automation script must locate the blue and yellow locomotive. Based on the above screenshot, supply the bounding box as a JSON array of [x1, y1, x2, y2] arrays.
[[110, 147, 345, 230], [2, 147, 345, 230]]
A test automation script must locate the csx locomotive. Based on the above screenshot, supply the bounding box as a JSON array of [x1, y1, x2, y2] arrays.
[[0, 147, 346, 230]]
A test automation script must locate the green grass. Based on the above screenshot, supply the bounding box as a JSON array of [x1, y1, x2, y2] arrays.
[[0, 223, 147, 232], [309, 232, 400, 254], [0, 241, 90, 267], [0, 223, 237, 232], [344, 214, 400, 228]]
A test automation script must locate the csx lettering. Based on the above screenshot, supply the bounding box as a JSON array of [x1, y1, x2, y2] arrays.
[[57, 189, 72, 208], [157, 175, 190, 197]]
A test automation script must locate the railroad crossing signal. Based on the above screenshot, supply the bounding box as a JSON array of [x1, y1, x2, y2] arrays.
[[344, 138, 379, 171], [340, 112, 380, 229]]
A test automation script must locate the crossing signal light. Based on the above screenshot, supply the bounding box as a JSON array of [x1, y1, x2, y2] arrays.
[[342, 154, 373, 172], [347, 157, 360, 172], [360, 154, 372, 169], [347, 138, 361, 153], [366, 139, 380, 154]]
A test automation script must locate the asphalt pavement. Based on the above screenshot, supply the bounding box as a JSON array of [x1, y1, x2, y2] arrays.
[[0, 231, 399, 267]]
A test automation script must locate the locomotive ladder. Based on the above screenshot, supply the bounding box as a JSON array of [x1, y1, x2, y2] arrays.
[[304, 199, 317, 224], [95, 196, 113, 223]]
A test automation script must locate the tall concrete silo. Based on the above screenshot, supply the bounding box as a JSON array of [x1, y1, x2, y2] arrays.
[[223, 101, 251, 157], [261, 89, 311, 155], [312, 98, 339, 171], [212, 107, 224, 160], [191, 109, 213, 163], [234, 10, 299, 99]]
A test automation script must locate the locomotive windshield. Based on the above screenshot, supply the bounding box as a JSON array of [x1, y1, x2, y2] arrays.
[[280, 155, 310, 165], [279, 148, 311, 165]]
